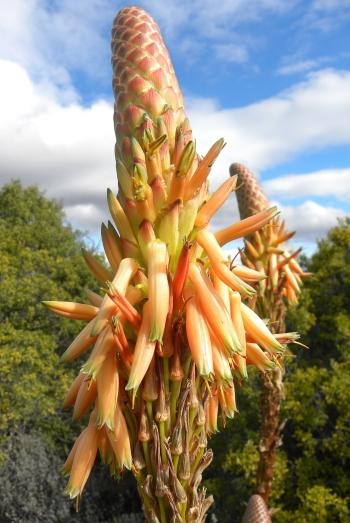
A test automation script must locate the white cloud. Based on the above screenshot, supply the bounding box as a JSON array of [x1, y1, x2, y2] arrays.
[[275, 200, 346, 241], [277, 59, 323, 76], [0, 59, 348, 246], [302, 0, 350, 32], [263, 168, 350, 202], [144, 0, 292, 40], [188, 68, 350, 183], [0, 59, 116, 234], [0, 0, 117, 99], [0, 0, 296, 89], [215, 43, 249, 64]]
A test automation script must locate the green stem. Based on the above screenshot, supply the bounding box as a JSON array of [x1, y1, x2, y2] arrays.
[[159, 420, 167, 465], [146, 400, 153, 422], [189, 447, 204, 486], [170, 380, 182, 427], [142, 441, 152, 475], [163, 358, 170, 396], [188, 406, 197, 440], [123, 407, 137, 445], [173, 454, 180, 475], [157, 497, 167, 523], [184, 354, 192, 378]]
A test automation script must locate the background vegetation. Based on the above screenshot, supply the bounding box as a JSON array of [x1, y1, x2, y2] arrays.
[[0, 181, 349, 522]]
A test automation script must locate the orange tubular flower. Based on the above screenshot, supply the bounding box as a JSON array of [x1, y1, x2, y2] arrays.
[[61, 319, 97, 362], [96, 349, 119, 430], [185, 293, 213, 377], [82, 249, 114, 285], [107, 403, 132, 470], [196, 229, 256, 297], [223, 383, 238, 418], [126, 301, 156, 396], [63, 373, 85, 409], [81, 325, 117, 379], [172, 240, 190, 316], [147, 239, 169, 342], [207, 392, 219, 434], [184, 138, 226, 201], [240, 302, 284, 354], [101, 222, 123, 272], [62, 431, 83, 475], [195, 176, 237, 229], [230, 292, 248, 379], [211, 339, 232, 384], [92, 258, 138, 336], [66, 416, 99, 499], [231, 266, 266, 282], [73, 378, 97, 421], [42, 301, 98, 321], [215, 206, 279, 245], [188, 262, 243, 355], [246, 343, 275, 372]]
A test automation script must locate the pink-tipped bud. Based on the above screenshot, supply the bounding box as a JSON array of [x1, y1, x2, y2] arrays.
[[138, 219, 156, 261], [151, 175, 167, 213]]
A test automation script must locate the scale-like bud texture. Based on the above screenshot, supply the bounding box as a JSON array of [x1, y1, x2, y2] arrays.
[[112, 7, 186, 149], [230, 162, 269, 219]]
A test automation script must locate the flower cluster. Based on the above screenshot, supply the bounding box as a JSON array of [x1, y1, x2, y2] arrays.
[[231, 162, 310, 309], [44, 8, 295, 522]]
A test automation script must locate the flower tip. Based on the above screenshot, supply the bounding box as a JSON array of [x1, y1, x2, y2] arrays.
[[65, 484, 80, 499]]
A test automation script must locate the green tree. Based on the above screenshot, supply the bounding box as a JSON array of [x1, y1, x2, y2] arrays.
[[206, 219, 350, 522], [0, 181, 99, 449], [0, 180, 141, 521]]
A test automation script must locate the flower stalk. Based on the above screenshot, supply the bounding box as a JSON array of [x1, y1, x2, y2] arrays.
[[44, 8, 287, 522]]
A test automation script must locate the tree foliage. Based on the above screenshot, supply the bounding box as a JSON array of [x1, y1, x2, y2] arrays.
[[0, 181, 99, 447], [0, 181, 141, 521]]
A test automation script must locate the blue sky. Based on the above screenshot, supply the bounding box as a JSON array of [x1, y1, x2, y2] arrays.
[[0, 0, 349, 255]]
